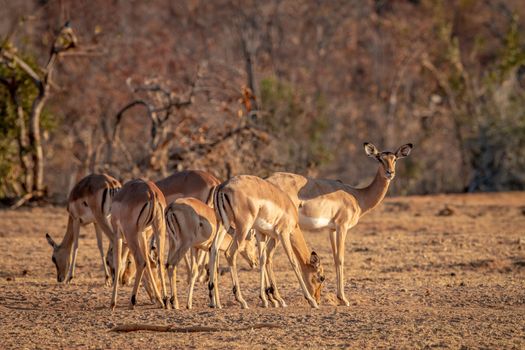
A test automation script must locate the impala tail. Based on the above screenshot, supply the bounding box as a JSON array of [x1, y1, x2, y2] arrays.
[[213, 184, 232, 232], [205, 185, 217, 208]]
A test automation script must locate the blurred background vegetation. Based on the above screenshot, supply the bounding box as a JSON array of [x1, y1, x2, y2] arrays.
[[0, 0, 524, 204]]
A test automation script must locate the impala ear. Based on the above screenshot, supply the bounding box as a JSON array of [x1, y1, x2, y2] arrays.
[[45, 233, 57, 248], [364, 142, 380, 158], [310, 251, 321, 269], [395, 143, 413, 158]]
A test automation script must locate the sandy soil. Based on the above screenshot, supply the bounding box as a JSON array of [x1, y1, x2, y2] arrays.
[[1, 192, 524, 349]]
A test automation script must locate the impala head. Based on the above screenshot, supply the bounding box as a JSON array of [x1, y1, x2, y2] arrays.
[[304, 251, 325, 304], [364, 142, 413, 180], [106, 245, 136, 286], [45, 233, 69, 282], [120, 253, 136, 286], [239, 236, 259, 269]]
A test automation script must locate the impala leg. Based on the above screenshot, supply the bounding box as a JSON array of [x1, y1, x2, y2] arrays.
[[93, 210, 118, 283], [225, 233, 248, 309], [197, 252, 210, 283], [142, 245, 160, 305], [187, 248, 205, 309], [141, 233, 164, 308], [152, 209, 168, 308], [183, 252, 192, 285], [120, 243, 131, 285], [65, 219, 80, 283], [280, 231, 318, 308], [167, 263, 178, 309], [94, 223, 111, 286], [110, 234, 123, 311], [262, 241, 279, 308], [208, 227, 227, 308], [329, 230, 340, 302], [166, 235, 180, 310], [256, 232, 269, 308], [265, 238, 286, 307], [129, 248, 146, 310], [335, 228, 350, 306]]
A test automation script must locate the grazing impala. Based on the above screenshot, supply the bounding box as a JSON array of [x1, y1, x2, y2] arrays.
[[45, 174, 121, 285], [155, 170, 220, 205], [266, 142, 413, 306], [109, 179, 168, 310], [107, 170, 224, 283], [165, 197, 258, 309], [209, 175, 325, 309]]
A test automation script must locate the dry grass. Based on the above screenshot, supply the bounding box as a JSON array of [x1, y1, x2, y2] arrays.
[[0, 192, 524, 349]]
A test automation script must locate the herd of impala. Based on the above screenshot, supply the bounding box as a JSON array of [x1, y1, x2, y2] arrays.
[[45, 142, 412, 310]]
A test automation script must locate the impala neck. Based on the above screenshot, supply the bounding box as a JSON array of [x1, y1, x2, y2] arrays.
[[58, 215, 76, 252], [290, 227, 311, 273], [355, 167, 391, 216]]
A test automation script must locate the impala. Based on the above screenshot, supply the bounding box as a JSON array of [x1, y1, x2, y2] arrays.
[[165, 197, 258, 309], [45, 174, 121, 285], [107, 170, 224, 283], [109, 179, 168, 310], [155, 169, 220, 205], [209, 175, 325, 309], [266, 142, 413, 306]]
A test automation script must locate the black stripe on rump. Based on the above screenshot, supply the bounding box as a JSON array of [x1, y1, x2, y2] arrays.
[[223, 193, 236, 226], [166, 211, 177, 236], [137, 202, 149, 228], [101, 188, 109, 214]]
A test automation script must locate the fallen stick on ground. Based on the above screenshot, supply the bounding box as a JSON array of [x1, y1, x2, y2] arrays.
[[110, 323, 281, 333]]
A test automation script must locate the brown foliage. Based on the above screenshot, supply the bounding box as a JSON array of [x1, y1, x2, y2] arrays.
[[1, 0, 524, 202]]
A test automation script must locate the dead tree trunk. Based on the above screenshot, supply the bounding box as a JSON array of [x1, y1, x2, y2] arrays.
[[239, 21, 260, 120], [29, 79, 50, 195], [1, 21, 77, 203]]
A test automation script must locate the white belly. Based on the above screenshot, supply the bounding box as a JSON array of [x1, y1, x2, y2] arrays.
[[254, 217, 274, 232], [298, 213, 334, 230]]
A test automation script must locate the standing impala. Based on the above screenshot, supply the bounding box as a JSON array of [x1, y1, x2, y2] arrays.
[[45, 174, 121, 285], [165, 197, 258, 309], [209, 175, 325, 309], [266, 142, 413, 306], [110, 179, 168, 310]]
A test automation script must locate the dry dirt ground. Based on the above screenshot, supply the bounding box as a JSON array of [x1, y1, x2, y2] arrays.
[[0, 192, 524, 349]]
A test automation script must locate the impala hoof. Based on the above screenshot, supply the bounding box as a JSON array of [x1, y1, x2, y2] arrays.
[[308, 299, 319, 308], [337, 296, 350, 306], [104, 277, 112, 287]]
